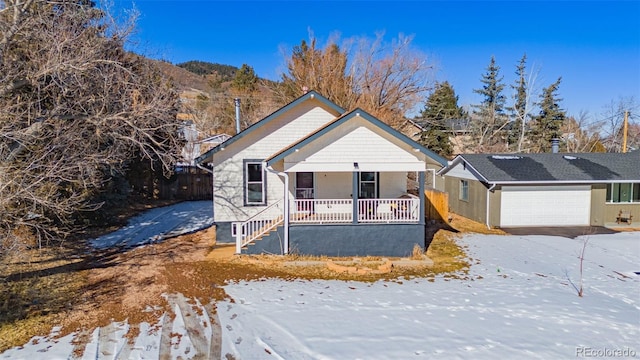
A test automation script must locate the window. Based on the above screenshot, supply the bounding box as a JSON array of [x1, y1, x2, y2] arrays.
[[460, 180, 469, 201], [244, 160, 266, 205], [359, 172, 378, 199], [606, 183, 640, 203]]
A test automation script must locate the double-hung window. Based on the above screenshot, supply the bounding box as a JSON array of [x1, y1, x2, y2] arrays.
[[460, 180, 469, 201], [244, 160, 266, 205], [606, 183, 640, 203]]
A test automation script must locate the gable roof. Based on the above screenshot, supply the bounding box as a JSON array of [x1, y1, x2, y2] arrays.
[[439, 152, 640, 184], [195, 90, 344, 164], [266, 108, 448, 167]]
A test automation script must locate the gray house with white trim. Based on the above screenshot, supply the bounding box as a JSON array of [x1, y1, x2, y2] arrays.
[[196, 91, 447, 256], [438, 152, 640, 228]]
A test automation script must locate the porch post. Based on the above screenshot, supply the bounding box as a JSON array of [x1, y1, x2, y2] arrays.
[[352, 171, 359, 224], [419, 171, 426, 225], [283, 173, 290, 254]]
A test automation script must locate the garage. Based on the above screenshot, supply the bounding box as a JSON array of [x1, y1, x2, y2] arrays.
[[500, 185, 591, 227]]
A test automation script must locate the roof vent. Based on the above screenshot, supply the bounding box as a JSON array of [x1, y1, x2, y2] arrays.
[[563, 155, 578, 160], [491, 155, 521, 160]]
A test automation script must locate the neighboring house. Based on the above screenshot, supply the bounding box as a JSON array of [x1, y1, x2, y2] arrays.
[[438, 152, 640, 228], [397, 117, 426, 142], [196, 91, 447, 256], [178, 121, 230, 168]]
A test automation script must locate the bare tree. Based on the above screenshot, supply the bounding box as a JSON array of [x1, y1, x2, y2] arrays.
[[508, 55, 540, 152], [273, 31, 434, 127], [561, 112, 604, 153], [0, 0, 182, 255], [597, 97, 639, 152]]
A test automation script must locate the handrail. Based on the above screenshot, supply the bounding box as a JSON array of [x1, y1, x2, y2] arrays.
[[235, 199, 284, 253]]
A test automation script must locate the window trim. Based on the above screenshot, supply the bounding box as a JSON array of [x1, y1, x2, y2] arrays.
[[606, 182, 640, 204], [459, 179, 469, 201], [359, 172, 379, 199], [243, 159, 267, 206]]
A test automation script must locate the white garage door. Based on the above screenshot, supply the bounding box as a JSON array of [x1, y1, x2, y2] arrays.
[[500, 185, 591, 226]]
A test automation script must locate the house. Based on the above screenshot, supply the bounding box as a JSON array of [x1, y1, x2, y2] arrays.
[[438, 152, 640, 228], [195, 91, 447, 256]]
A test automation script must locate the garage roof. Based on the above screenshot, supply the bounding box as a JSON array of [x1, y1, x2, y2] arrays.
[[440, 152, 640, 183]]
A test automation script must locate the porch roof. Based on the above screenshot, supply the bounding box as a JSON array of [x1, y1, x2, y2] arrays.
[[265, 109, 447, 172]]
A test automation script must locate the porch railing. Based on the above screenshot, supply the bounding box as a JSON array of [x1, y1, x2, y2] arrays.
[[358, 197, 419, 223], [291, 197, 419, 224], [292, 199, 353, 223], [235, 199, 284, 253]]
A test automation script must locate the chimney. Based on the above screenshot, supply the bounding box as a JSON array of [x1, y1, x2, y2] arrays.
[[234, 98, 241, 134], [551, 138, 560, 153]]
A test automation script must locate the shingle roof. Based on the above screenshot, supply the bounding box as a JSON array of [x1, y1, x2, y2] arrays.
[[453, 152, 640, 183]]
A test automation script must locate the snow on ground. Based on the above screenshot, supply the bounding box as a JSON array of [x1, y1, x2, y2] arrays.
[[217, 232, 639, 359], [2, 231, 638, 359], [90, 201, 213, 249]]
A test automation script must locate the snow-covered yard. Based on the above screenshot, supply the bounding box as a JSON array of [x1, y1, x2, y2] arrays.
[[90, 201, 213, 249], [2, 231, 638, 359]]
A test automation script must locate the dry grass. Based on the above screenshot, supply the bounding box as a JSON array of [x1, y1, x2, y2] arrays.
[[0, 211, 504, 352], [0, 248, 87, 351]]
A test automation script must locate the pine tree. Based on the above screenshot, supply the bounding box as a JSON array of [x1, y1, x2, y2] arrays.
[[232, 64, 258, 93], [416, 81, 466, 157], [530, 77, 566, 152], [471, 56, 508, 151]]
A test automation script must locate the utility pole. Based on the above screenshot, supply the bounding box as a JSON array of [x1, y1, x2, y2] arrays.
[[622, 110, 629, 153]]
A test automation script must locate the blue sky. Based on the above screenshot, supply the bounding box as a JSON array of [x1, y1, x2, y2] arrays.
[[111, 0, 640, 121]]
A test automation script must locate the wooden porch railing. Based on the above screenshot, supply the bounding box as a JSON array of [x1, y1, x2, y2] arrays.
[[358, 197, 419, 223], [292, 199, 353, 223], [291, 197, 420, 224], [235, 199, 283, 253]]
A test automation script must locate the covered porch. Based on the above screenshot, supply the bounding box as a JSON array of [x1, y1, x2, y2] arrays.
[[287, 170, 425, 224], [240, 110, 445, 255], [237, 167, 430, 255]]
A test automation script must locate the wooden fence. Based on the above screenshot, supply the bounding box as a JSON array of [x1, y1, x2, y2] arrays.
[[424, 188, 449, 223], [129, 167, 212, 201]]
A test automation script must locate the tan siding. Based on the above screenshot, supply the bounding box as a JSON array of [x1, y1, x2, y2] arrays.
[[445, 176, 488, 224], [592, 184, 640, 224], [316, 172, 352, 199], [489, 188, 501, 227], [380, 172, 408, 198], [591, 185, 606, 226]]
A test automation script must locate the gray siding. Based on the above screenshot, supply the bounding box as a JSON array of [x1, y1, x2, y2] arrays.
[[215, 222, 234, 243], [242, 224, 425, 257], [289, 224, 425, 257]]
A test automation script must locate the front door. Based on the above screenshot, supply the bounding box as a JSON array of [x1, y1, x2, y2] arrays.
[[295, 172, 314, 212]]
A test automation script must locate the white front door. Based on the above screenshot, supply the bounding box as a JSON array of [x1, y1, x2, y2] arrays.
[[500, 185, 591, 226]]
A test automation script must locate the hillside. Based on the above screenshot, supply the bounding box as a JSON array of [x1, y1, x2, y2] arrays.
[[154, 59, 281, 137], [153, 60, 214, 94]]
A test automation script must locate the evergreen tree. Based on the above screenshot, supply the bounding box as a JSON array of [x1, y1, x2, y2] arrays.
[[416, 81, 466, 157], [230, 64, 261, 130], [471, 56, 508, 151], [232, 64, 258, 92], [530, 77, 566, 152]]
